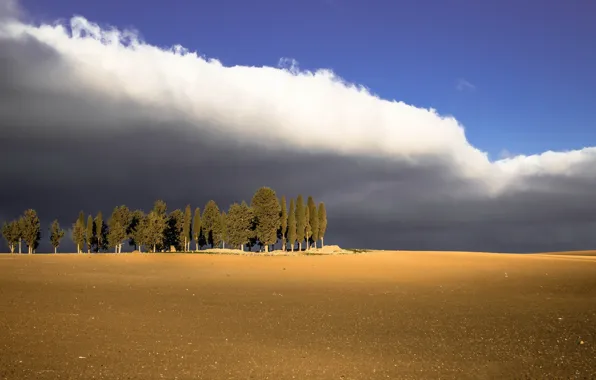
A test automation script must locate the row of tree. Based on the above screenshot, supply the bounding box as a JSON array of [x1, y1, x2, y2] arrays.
[[2, 187, 328, 254]]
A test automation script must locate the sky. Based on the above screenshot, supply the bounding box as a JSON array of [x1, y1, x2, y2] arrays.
[[1, 0, 596, 253], [18, 0, 596, 158]]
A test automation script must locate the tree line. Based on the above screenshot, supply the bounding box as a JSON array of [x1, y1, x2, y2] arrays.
[[2, 187, 328, 254]]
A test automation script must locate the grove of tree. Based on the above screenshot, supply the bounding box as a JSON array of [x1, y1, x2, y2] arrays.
[[1, 187, 328, 254]]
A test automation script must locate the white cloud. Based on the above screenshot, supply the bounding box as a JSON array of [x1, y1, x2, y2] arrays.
[[1, 5, 595, 199]]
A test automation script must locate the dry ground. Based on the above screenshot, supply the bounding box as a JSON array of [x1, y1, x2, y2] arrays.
[[0, 251, 595, 379]]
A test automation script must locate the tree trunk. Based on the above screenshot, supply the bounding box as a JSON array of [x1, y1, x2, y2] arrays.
[[291, 242, 294, 252], [265, 244, 269, 253], [222, 241, 225, 249], [321, 237, 324, 248], [54, 247, 57, 254], [195, 241, 198, 252], [298, 242, 302, 251], [153, 244, 156, 253], [313, 241, 317, 249]]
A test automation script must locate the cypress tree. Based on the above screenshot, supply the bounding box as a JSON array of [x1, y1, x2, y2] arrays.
[[72, 219, 85, 254], [220, 211, 228, 249], [108, 206, 129, 253], [287, 199, 297, 252], [78, 211, 85, 229], [86, 215, 94, 253], [307, 196, 319, 249], [251, 187, 281, 252], [192, 207, 201, 251], [182, 205, 192, 251], [50, 220, 65, 253], [240, 201, 254, 251], [20, 209, 40, 254], [2, 221, 20, 254], [95, 212, 103, 252], [295, 195, 305, 251], [164, 209, 184, 251], [318, 203, 327, 248], [146, 210, 166, 252], [129, 210, 147, 252], [304, 206, 311, 251], [151, 200, 167, 251], [202, 200, 221, 248], [17, 217, 24, 254], [279, 196, 288, 251]]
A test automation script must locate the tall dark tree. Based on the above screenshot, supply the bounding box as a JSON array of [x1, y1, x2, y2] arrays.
[[2, 221, 20, 254], [17, 216, 24, 253], [279, 196, 288, 251], [182, 205, 192, 252], [287, 199, 297, 252], [318, 203, 327, 248], [50, 220, 65, 254], [86, 215, 94, 253], [72, 219, 85, 253], [152, 200, 168, 250], [202, 200, 221, 248], [165, 209, 184, 251], [220, 211, 228, 249], [307, 196, 319, 249], [95, 211, 103, 252], [20, 209, 40, 254], [304, 206, 312, 251], [146, 210, 166, 252], [108, 206, 130, 253], [192, 207, 201, 251], [226, 203, 242, 249], [128, 210, 146, 251], [295, 195, 306, 251], [251, 187, 281, 252], [78, 211, 85, 233]]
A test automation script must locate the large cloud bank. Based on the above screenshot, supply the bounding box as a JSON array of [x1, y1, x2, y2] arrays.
[[1, 1, 596, 252]]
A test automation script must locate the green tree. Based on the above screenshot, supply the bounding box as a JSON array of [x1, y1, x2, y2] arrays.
[[287, 199, 297, 252], [78, 210, 85, 226], [17, 216, 24, 253], [227, 202, 254, 251], [220, 211, 228, 249], [50, 220, 65, 253], [2, 221, 20, 253], [307, 196, 319, 248], [251, 187, 281, 252], [146, 210, 166, 252], [295, 195, 305, 251], [202, 200, 221, 248], [85, 215, 94, 253], [304, 206, 312, 250], [279, 196, 288, 251], [192, 207, 201, 251], [72, 219, 85, 254], [128, 210, 146, 251], [21, 209, 40, 254], [182, 204, 192, 252], [95, 211, 103, 252], [151, 200, 168, 250], [318, 202, 327, 247], [108, 206, 130, 253], [165, 209, 184, 251]]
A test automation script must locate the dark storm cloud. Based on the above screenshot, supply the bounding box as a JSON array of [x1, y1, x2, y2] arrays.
[[1, 9, 596, 253]]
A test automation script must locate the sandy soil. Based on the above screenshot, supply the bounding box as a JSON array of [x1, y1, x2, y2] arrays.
[[0, 251, 595, 379]]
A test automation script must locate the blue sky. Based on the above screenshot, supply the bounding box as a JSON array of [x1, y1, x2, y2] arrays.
[[21, 0, 596, 159]]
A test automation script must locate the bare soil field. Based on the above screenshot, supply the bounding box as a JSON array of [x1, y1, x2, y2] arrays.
[[1, 251, 595, 379]]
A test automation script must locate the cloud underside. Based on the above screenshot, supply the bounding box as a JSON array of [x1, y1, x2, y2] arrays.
[[1, 6, 596, 252]]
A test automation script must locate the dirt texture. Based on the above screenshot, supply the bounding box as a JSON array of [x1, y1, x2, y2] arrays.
[[1, 251, 595, 379]]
